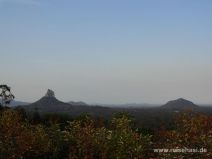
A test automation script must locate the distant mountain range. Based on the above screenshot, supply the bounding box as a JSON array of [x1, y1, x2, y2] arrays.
[[14, 90, 212, 130], [101, 103, 159, 108], [68, 101, 87, 106], [15, 89, 211, 116], [10, 100, 30, 107]]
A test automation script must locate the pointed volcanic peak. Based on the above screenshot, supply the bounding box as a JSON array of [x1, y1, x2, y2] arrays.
[[45, 89, 55, 98], [161, 98, 199, 111], [24, 89, 72, 112]]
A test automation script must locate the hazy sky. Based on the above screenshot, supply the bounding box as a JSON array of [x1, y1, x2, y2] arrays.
[[0, 0, 212, 104]]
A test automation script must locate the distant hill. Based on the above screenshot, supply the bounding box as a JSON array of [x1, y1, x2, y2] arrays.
[[161, 98, 199, 111], [101, 103, 159, 108], [68, 101, 87, 106], [10, 100, 30, 107]]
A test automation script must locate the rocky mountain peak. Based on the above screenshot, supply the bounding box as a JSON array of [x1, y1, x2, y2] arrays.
[[45, 89, 55, 98]]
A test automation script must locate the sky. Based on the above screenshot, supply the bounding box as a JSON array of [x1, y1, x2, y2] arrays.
[[0, 0, 212, 104]]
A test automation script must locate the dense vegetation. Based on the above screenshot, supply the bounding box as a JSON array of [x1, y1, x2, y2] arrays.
[[0, 107, 211, 159]]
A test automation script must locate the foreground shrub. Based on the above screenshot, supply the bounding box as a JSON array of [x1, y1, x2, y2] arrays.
[[65, 114, 152, 159], [0, 110, 51, 159], [156, 111, 212, 158]]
